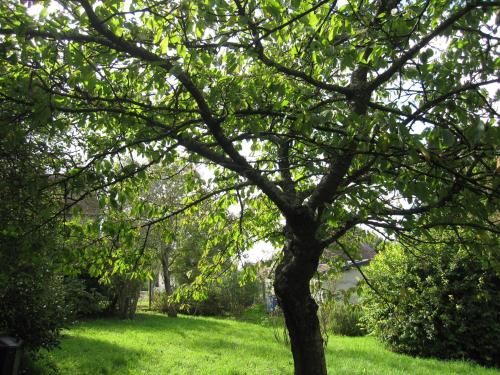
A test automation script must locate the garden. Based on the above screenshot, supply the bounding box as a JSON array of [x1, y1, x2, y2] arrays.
[[1, 0, 499, 374]]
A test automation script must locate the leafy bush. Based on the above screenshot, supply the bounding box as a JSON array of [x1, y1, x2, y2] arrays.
[[151, 291, 175, 314], [64, 277, 110, 318], [65, 274, 142, 319], [360, 242, 500, 367], [101, 276, 142, 319], [0, 269, 70, 353]]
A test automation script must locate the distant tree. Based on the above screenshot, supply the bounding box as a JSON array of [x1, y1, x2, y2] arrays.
[[1, 1, 499, 373], [142, 164, 207, 317]]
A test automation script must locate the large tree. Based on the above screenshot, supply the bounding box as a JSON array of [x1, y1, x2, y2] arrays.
[[1, 0, 499, 373]]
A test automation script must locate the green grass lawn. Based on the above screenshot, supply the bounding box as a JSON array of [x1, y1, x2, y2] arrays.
[[39, 311, 499, 375]]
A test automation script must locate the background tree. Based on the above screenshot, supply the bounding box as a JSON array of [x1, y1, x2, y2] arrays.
[[142, 163, 207, 317], [1, 1, 499, 374]]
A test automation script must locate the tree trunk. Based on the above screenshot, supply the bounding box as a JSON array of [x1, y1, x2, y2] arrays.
[[160, 249, 177, 318], [274, 226, 327, 375]]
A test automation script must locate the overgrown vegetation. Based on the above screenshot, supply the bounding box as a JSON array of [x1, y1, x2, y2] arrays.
[[320, 299, 365, 338], [64, 277, 110, 318], [360, 241, 500, 367]]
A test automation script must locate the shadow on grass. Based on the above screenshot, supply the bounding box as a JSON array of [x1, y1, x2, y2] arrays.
[[68, 312, 290, 363], [80, 312, 229, 332], [62, 314, 494, 375], [80, 313, 272, 342], [76, 314, 238, 348], [53, 336, 144, 375]]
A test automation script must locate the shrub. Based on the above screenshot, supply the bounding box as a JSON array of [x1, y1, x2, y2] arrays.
[[102, 276, 142, 319], [0, 269, 70, 353], [67, 273, 142, 319], [321, 299, 365, 337], [64, 277, 110, 318], [0, 143, 73, 354], [0, 130, 72, 355], [151, 291, 175, 314], [360, 242, 500, 367]]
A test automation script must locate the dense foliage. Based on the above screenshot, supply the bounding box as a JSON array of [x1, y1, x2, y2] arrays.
[[0, 103, 71, 353], [360, 242, 500, 367], [66, 274, 142, 319], [185, 270, 261, 316], [64, 277, 111, 318]]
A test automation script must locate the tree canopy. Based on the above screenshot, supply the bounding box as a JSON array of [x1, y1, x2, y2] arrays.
[[1, 0, 499, 374]]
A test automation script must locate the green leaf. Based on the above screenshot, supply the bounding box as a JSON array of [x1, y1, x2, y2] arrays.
[[159, 37, 169, 54]]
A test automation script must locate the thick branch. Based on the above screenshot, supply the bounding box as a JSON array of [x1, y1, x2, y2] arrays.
[[307, 146, 357, 210]]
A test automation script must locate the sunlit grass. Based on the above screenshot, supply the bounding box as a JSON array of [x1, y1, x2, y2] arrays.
[[40, 312, 499, 374]]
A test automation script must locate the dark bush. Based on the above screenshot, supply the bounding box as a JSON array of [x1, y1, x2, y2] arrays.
[[101, 276, 142, 319], [66, 273, 142, 319], [360, 242, 500, 367], [0, 268, 70, 353], [64, 277, 110, 318], [0, 127, 72, 355]]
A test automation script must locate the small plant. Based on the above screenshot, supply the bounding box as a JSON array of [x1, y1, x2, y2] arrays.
[[151, 291, 178, 315], [269, 307, 289, 346], [327, 300, 365, 337], [317, 289, 365, 343], [267, 291, 364, 349]]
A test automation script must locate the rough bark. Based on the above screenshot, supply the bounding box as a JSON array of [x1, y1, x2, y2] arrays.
[[274, 219, 326, 375], [160, 249, 177, 318]]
